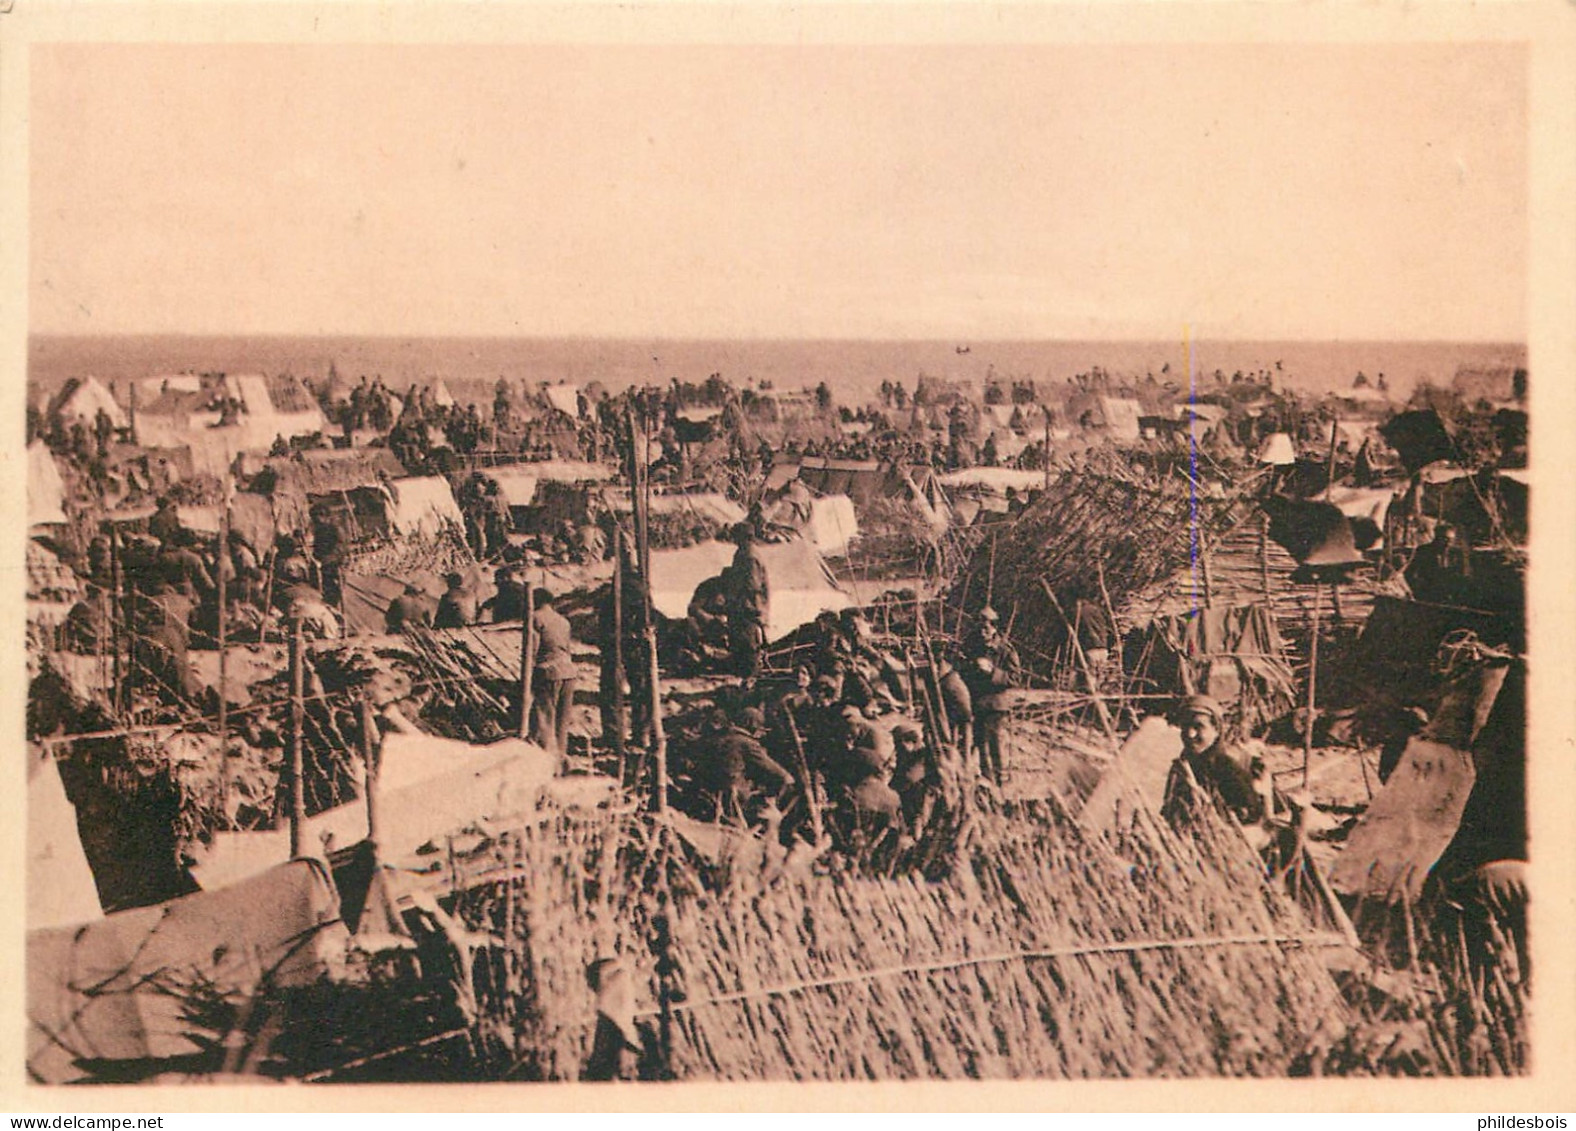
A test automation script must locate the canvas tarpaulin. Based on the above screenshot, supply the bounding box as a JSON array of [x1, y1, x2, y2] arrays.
[[27, 858, 346, 1083], [190, 733, 565, 890], [1124, 603, 1297, 737], [648, 537, 851, 643]]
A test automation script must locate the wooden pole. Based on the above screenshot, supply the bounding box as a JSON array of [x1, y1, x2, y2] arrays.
[[1042, 405, 1052, 491], [109, 526, 123, 721], [1302, 583, 1320, 792], [360, 696, 380, 846], [784, 712, 822, 844], [610, 529, 627, 766], [288, 619, 307, 858], [1326, 414, 1340, 492], [519, 580, 536, 740], [217, 479, 230, 822], [647, 621, 667, 813]]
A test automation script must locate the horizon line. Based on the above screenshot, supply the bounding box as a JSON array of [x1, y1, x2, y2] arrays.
[[27, 331, 1529, 347]]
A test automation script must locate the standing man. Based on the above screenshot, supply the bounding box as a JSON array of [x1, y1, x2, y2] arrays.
[[723, 523, 770, 680], [959, 606, 1021, 786], [529, 588, 578, 764]]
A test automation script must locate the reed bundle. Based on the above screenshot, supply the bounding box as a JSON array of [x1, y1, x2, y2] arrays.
[[458, 785, 1351, 1080]]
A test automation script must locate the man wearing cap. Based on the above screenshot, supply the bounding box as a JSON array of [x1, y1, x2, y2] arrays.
[[1163, 695, 1265, 828], [960, 606, 1021, 785], [529, 588, 578, 762]]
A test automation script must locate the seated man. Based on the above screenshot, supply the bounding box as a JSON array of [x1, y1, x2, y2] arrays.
[[434, 572, 479, 629], [485, 564, 527, 624], [1162, 694, 1267, 830], [385, 582, 437, 633]]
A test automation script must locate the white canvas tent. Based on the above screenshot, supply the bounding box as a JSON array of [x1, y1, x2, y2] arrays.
[[648, 537, 851, 642], [27, 440, 68, 528], [544, 384, 582, 418], [27, 751, 102, 930], [386, 476, 465, 539]]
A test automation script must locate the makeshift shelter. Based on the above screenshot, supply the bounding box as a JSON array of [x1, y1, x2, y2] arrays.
[[1122, 603, 1298, 738], [951, 461, 1241, 676], [648, 536, 851, 643], [27, 439, 68, 528], [482, 791, 1351, 1081], [27, 858, 348, 1083], [48, 376, 127, 431], [28, 750, 103, 931]]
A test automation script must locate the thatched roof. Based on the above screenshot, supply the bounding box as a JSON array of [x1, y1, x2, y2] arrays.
[[485, 792, 1349, 1080], [950, 459, 1243, 671]]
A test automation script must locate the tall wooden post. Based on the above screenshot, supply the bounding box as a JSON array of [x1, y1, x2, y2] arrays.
[[647, 621, 667, 813], [1042, 405, 1052, 491], [109, 526, 123, 721], [360, 696, 380, 846], [217, 482, 230, 822], [288, 619, 307, 858], [610, 529, 627, 765], [519, 582, 536, 740], [1302, 585, 1320, 792]]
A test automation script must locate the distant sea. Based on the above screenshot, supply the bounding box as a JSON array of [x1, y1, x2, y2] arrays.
[[28, 335, 1527, 410]]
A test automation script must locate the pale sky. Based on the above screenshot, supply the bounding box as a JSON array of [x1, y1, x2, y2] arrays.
[[29, 41, 1526, 341]]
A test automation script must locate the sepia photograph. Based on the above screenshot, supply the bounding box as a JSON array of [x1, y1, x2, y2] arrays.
[[9, 4, 1571, 1104]]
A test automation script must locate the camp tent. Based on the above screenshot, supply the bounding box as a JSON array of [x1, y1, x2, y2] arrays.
[[386, 476, 464, 539], [1097, 397, 1143, 441], [27, 440, 68, 528], [799, 495, 859, 557], [648, 537, 851, 643], [50, 376, 128, 430], [27, 858, 347, 1083], [543, 384, 582, 418], [1256, 433, 1297, 466], [28, 751, 102, 930]]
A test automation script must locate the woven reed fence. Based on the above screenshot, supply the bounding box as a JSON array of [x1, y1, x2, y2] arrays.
[[454, 786, 1351, 1081]]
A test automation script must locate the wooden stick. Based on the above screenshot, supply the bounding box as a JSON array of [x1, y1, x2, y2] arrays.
[[783, 712, 823, 845], [647, 621, 668, 813], [217, 476, 230, 822], [611, 528, 627, 765], [360, 696, 380, 846], [1302, 583, 1320, 792], [518, 582, 535, 740], [288, 618, 306, 858]]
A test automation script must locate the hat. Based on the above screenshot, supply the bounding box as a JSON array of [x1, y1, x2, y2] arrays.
[[980, 606, 1001, 623], [1173, 694, 1223, 725]]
